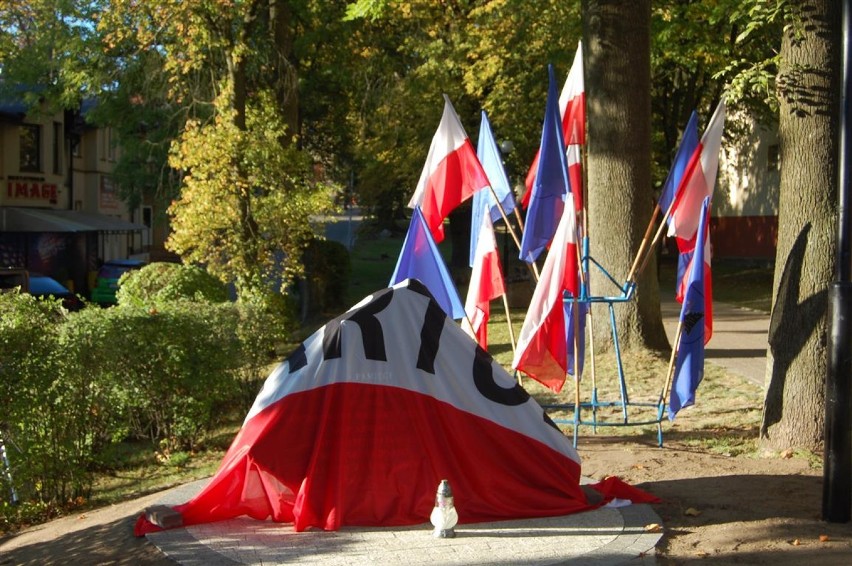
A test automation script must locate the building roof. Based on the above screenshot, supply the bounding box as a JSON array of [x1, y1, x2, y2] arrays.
[[0, 207, 145, 233]]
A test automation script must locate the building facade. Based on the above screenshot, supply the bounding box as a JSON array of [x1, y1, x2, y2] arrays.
[[712, 113, 780, 260], [0, 98, 149, 296]]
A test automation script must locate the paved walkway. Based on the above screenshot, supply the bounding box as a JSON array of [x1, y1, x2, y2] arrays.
[[142, 300, 770, 565], [661, 299, 769, 387]]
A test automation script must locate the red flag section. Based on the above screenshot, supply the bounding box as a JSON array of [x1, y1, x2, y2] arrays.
[[408, 95, 490, 243], [512, 197, 580, 393], [464, 214, 505, 349], [136, 280, 590, 535]]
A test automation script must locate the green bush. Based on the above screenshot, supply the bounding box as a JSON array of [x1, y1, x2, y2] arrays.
[[0, 284, 292, 517], [62, 303, 243, 452], [0, 292, 92, 506], [116, 262, 229, 306]]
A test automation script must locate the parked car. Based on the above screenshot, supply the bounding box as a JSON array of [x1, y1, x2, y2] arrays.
[[90, 259, 146, 306], [0, 268, 83, 311]]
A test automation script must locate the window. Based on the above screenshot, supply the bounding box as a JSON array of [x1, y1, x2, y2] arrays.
[[141, 205, 153, 247], [53, 122, 62, 174], [19, 124, 41, 172], [101, 127, 116, 161], [767, 144, 780, 172]]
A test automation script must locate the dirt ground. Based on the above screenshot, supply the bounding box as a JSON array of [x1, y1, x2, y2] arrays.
[[1, 432, 850, 565]]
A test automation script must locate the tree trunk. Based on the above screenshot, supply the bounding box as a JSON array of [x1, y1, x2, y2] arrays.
[[582, 0, 668, 351], [269, 0, 300, 138], [760, 0, 840, 452]]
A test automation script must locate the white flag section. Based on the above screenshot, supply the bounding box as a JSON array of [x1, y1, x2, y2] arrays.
[[136, 280, 588, 535], [558, 40, 585, 146], [464, 213, 505, 349]]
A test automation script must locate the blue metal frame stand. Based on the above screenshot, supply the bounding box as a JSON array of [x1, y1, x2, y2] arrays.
[[542, 237, 668, 447]]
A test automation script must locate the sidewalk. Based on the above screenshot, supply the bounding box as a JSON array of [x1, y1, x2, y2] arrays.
[[661, 298, 770, 387]]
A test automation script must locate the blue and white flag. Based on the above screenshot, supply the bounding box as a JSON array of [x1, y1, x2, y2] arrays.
[[669, 197, 712, 420]]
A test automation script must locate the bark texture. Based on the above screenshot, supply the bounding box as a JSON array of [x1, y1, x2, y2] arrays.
[[582, 0, 668, 351], [760, 0, 840, 452]]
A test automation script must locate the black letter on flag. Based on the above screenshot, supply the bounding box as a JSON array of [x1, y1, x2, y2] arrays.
[[323, 288, 393, 361], [286, 343, 308, 373], [416, 299, 446, 373], [472, 347, 530, 406]]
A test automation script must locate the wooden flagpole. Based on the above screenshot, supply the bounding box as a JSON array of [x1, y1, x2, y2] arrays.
[[501, 293, 519, 385], [627, 196, 679, 283], [659, 321, 684, 407], [489, 186, 540, 282], [501, 293, 516, 353], [626, 204, 661, 283]]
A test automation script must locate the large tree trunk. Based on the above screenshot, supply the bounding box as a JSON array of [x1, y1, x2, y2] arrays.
[[582, 0, 668, 351], [760, 1, 840, 452]]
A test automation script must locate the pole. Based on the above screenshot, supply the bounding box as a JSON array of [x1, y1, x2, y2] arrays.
[[627, 204, 661, 282], [0, 430, 19, 505], [823, 0, 852, 524]]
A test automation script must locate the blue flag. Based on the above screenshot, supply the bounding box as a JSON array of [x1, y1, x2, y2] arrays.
[[470, 111, 516, 267], [669, 197, 711, 420], [520, 65, 571, 264], [390, 206, 465, 319], [659, 111, 699, 214]]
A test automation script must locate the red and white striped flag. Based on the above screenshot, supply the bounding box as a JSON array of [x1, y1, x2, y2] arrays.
[[408, 95, 491, 243], [464, 213, 505, 349], [512, 196, 580, 393]]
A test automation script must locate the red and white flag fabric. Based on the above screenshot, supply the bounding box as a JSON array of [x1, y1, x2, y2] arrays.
[[668, 100, 725, 245], [523, 41, 585, 209], [408, 95, 491, 243], [464, 213, 505, 349], [512, 197, 580, 393], [135, 280, 590, 535]]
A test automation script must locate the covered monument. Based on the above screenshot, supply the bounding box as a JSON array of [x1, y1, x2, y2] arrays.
[[136, 279, 595, 535]]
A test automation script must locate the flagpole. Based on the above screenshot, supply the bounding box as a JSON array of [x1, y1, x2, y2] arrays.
[[631, 197, 678, 282], [490, 189, 540, 282], [512, 205, 541, 281], [659, 321, 684, 407], [500, 294, 517, 352], [626, 204, 661, 283]]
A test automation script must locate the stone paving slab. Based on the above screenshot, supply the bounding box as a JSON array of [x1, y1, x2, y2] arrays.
[[147, 480, 661, 565]]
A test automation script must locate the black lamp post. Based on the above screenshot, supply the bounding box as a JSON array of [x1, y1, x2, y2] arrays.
[[499, 140, 515, 274]]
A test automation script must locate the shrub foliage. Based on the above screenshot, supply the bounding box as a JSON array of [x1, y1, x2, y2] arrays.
[[0, 280, 290, 517]]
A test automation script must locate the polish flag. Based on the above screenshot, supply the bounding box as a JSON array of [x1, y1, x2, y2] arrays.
[[523, 41, 585, 207], [464, 213, 506, 349], [408, 95, 491, 243], [668, 100, 726, 244], [566, 142, 583, 212], [512, 197, 580, 393]]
